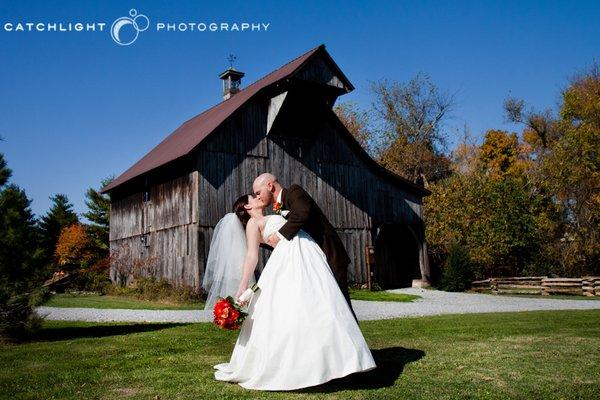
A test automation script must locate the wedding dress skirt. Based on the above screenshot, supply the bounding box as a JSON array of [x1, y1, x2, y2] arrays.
[[214, 214, 376, 391]]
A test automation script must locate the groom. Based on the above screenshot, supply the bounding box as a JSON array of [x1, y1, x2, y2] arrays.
[[252, 173, 357, 321]]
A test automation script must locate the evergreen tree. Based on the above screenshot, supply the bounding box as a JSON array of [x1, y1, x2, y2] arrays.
[[439, 243, 474, 292], [0, 152, 10, 187], [37, 194, 79, 266], [0, 152, 48, 338], [0, 153, 45, 294], [0, 185, 44, 294], [82, 176, 113, 259]]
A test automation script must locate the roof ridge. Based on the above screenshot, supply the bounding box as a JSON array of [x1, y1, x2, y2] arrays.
[[177, 44, 324, 129], [232, 43, 324, 95]]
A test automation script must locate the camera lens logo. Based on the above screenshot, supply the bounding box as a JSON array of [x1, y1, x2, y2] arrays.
[[111, 9, 149, 46]]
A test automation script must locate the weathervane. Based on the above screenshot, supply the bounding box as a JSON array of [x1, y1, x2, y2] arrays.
[[227, 53, 237, 68]]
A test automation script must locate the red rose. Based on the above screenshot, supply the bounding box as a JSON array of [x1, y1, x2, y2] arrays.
[[212, 296, 248, 330]]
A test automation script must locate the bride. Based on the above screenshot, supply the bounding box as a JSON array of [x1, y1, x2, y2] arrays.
[[210, 193, 376, 391]]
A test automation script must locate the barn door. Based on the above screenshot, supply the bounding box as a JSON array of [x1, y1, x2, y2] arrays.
[[374, 223, 420, 289]]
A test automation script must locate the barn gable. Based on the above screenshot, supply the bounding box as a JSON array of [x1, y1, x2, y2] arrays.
[[292, 50, 354, 92]]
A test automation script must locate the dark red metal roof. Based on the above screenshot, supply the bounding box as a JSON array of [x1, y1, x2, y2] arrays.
[[101, 44, 329, 194]]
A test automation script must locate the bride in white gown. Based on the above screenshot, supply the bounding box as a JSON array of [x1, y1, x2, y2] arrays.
[[212, 194, 376, 391]]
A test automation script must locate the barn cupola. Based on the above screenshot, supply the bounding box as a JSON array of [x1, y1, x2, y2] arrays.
[[219, 54, 245, 101]]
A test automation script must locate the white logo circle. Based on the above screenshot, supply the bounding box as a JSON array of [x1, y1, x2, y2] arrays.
[[111, 9, 149, 46]]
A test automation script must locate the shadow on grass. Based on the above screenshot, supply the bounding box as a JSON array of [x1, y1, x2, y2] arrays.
[[295, 346, 425, 393], [26, 322, 190, 343]]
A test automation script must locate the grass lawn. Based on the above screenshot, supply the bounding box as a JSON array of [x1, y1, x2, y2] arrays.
[[1, 310, 599, 399], [44, 290, 418, 311], [43, 293, 205, 310], [472, 291, 600, 301], [349, 289, 421, 302]]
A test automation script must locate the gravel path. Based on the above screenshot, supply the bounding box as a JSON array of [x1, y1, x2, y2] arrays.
[[358, 288, 600, 320], [34, 288, 600, 323]]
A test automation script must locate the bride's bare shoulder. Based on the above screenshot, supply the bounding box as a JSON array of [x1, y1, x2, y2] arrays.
[[246, 216, 267, 231]]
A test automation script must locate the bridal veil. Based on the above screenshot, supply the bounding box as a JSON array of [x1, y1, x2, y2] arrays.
[[202, 213, 255, 309]]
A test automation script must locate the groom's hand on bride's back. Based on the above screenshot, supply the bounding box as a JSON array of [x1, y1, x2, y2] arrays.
[[267, 233, 280, 247]]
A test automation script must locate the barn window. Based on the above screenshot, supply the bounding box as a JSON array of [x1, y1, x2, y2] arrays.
[[143, 190, 150, 202]]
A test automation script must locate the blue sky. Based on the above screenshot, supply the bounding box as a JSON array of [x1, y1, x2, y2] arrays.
[[1, 0, 598, 220]]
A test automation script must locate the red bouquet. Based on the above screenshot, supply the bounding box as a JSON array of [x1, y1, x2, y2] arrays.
[[212, 296, 248, 330]]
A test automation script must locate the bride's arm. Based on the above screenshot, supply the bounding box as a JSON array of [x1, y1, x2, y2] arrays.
[[235, 217, 260, 301]]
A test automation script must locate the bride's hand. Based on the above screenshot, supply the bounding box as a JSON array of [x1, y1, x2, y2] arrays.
[[234, 287, 246, 305]]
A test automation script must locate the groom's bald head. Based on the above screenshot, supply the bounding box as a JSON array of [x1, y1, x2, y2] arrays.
[[253, 173, 282, 207], [254, 173, 277, 188]]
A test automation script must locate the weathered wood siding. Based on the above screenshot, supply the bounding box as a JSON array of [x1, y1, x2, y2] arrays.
[[265, 111, 423, 283], [294, 55, 348, 90], [194, 102, 271, 279], [109, 192, 144, 241], [109, 84, 427, 289], [109, 171, 200, 288], [190, 96, 423, 285]]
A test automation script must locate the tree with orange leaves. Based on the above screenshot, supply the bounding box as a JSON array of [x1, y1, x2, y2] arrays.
[[54, 223, 95, 268], [478, 129, 533, 180]]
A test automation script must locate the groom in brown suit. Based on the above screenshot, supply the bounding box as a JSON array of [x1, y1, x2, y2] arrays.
[[253, 173, 357, 321]]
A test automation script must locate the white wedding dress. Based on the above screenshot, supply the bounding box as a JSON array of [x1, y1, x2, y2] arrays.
[[214, 214, 376, 391]]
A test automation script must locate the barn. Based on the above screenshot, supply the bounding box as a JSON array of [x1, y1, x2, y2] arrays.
[[100, 44, 432, 290]]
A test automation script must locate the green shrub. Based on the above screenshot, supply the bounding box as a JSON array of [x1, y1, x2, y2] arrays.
[[60, 259, 112, 294], [0, 290, 45, 341], [27, 286, 52, 306], [107, 277, 203, 304], [439, 243, 474, 292], [73, 260, 112, 294]]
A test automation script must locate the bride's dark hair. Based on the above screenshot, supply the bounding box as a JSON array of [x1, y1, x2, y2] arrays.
[[233, 194, 252, 228]]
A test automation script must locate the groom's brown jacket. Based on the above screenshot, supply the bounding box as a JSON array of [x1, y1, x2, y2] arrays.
[[278, 184, 355, 316]]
